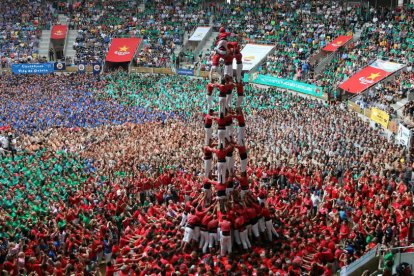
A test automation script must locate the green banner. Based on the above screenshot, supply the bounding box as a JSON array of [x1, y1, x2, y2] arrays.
[[250, 74, 323, 98]]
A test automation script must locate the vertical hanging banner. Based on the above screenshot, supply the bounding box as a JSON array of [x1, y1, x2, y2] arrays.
[[51, 25, 68, 40], [105, 38, 142, 63], [396, 123, 412, 147], [77, 63, 86, 73], [92, 63, 102, 75], [54, 62, 66, 71]]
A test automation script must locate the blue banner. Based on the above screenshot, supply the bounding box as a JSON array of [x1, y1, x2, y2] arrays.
[[12, 63, 54, 74], [177, 68, 194, 76], [78, 63, 86, 73], [92, 63, 102, 75], [54, 62, 66, 71]]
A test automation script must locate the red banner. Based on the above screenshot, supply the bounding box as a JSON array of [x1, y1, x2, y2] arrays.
[[323, 35, 353, 52], [338, 66, 391, 94], [51, 25, 68, 40], [105, 38, 142, 63]]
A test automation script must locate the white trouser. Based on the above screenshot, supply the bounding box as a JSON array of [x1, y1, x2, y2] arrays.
[[206, 95, 213, 110], [217, 161, 227, 183], [210, 66, 220, 81], [104, 253, 112, 263], [240, 157, 247, 173], [226, 92, 233, 109], [252, 222, 260, 238], [240, 229, 251, 249], [180, 213, 188, 228], [192, 226, 200, 241], [258, 217, 266, 233], [200, 230, 209, 252], [247, 223, 252, 238], [265, 220, 279, 241], [205, 127, 212, 145], [209, 232, 218, 248], [236, 63, 243, 82], [225, 125, 232, 140], [234, 229, 241, 245], [236, 95, 244, 107], [97, 251, 103, 264], [226, 187, 234, 197], [219, 96, 226, 114], [183, 227, 194, 243], [204, 158, 212, 177], [224, 64, 233, 77], [240, 189, 248, 199], [226, 156, 234, 174], [218, 129, 226, 146], [237, 126, 245, 145], [220, 234, 232, 256], [203, 188, 212, 201]]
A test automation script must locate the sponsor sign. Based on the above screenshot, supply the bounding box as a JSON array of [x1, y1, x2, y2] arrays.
[[12, 63, 54, 74], [250, 74, 323, 98], [370, 107, 389, 128]]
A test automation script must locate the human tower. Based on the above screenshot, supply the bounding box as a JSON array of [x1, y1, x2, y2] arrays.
[[202, 27, 248, 204]]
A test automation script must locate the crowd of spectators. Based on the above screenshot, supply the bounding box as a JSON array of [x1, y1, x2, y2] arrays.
[[0, 0, 58, 67], [0, 72, 413, 275], [66, 0, 210, 66]]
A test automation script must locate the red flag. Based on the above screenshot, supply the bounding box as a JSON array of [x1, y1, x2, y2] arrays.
[[51, 25, 68, 40], [105, 38, 142, 63], [339, 60, 405, 94], [338, 66, 390, 94], [323, 35, 353, 52]]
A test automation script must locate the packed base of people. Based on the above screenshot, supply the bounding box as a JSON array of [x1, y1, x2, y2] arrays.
[[1, 1, 414, 276]]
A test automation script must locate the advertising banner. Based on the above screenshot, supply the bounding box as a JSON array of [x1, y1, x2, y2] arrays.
[[12, 63, 54, 74], [370, 107, 389, 128], [189, 27, 211, 42], [339, 60, 405, 94], [105, 38, 142, 62], [397, 123, 411, 147], [234, 44, 274, 71], [51, 25, 68, 40], [322, 35, 353, 52], [251, 74, 323, 98], [177, 68, 194, 76]]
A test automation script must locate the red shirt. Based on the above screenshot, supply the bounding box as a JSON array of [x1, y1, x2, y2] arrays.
[[207, 83, 215, 94], [236, 82, 244, 95], [204, 114, 213, 127], [220, 220, 231, 232], [232, 114, 245, 126], [207, 217, 219, 229], [187, 214, 201, 226]]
